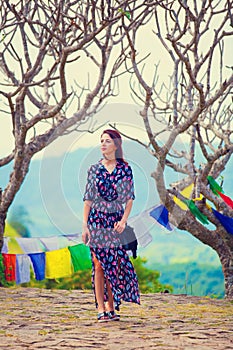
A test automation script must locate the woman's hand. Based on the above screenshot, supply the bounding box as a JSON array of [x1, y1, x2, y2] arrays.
[[114, 220, 126, 234], [82, 225, 91, 245]]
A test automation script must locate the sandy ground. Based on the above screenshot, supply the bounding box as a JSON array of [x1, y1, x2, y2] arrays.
[[0, 287, 232, 350]]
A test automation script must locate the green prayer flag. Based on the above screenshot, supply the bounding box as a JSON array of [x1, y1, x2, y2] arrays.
[[124, 11, 131, 20], [68, 244, 91, 271], [207, 176, 224, 196], [183, 199, 209, 225], [118, 8, 131, 20]]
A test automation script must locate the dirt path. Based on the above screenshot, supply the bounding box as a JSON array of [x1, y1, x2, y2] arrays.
[[0, 287, 232, 349]]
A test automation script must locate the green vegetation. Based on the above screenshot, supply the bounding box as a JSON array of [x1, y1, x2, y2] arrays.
[[132, 257, 172, 293], [26, 269, 93, 290], [149, 262, 224, 298]]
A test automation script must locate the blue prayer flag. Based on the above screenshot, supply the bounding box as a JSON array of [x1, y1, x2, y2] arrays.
[[212, 208, 233, 235], [29, 252, 46, 280], [149, 204, 174, 231]]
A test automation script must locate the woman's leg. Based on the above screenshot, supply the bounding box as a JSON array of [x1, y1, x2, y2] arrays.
[[105, 279, 114, 312], [105, 278, 120, 320], [93, 254, 105, 313], [105, 256, 121, 312]]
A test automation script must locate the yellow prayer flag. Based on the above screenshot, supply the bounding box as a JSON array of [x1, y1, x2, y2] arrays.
[[45, 247, 72, 279], [173, 184, 194, 210], [193, 194, 203, 201]]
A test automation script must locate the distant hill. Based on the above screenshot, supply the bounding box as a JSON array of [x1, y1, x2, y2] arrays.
[[0, 142, 231, 258], [0, 140, 231, 271], [1, 141, 160, 236]]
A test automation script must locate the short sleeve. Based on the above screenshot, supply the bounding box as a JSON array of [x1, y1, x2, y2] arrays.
[[124, 165, 135, 201], [83, 165, 97, 201]]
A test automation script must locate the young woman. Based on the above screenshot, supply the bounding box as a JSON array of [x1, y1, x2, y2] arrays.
[[82, 129, 140, 322]]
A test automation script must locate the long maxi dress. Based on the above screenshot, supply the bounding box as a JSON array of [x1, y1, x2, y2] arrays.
[[83, 159, 140, 310]]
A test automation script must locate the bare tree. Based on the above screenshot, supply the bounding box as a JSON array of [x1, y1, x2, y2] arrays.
[[120, 0, 233, 297], [0, 0, 155, 249]]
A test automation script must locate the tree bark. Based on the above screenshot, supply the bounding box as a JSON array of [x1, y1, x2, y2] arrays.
[[0, 211, 6, 251], [217, 247, 233, 299]]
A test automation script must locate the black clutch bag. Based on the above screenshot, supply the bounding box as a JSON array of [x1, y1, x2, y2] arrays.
[[119, 225, 138, 259]]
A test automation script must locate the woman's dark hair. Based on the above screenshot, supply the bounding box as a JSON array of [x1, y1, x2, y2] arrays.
[[102, 129, 127, 163]]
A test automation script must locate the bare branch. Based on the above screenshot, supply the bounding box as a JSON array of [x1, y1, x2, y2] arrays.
[[126, 1, 233, 295]]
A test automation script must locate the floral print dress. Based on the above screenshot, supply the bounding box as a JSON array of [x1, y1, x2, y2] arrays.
[[83, 159, 140, 310]]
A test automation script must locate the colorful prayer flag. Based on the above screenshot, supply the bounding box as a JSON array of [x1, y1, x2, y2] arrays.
[[28, 252, 46, 281], [217, 191, 233, 210], [182, 199, 209, 225], [207, 176, 224, 195], [149, 204, 174, 231], [173, 184, 194, 210], [45, 247, 72, 279], [212, 208, 233, 235], [68, 244, 91, 271], [7, 237, 24, 254], [2, 253, 16, 281], [16, 255, 31, 284]]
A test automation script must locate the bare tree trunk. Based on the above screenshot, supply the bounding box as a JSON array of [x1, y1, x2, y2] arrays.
[[218, 248, 233, 299], [0, 151, 31, 251], [0, 187, 5, 250], [0, 211, 6, 252]]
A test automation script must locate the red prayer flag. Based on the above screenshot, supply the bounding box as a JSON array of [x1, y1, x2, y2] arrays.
[[2, 253, 16, 281], [217, 191, 233, 210]]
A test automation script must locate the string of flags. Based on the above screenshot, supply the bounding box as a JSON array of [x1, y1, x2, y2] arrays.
[[207, 176, 233, 234], [148, 176, 233, 235], [207, 175, 233, 209], [1, 234, 92, 284], [1, 223, 153, 285], [1, 176, 232, 284], [0, 199, 163, 285]]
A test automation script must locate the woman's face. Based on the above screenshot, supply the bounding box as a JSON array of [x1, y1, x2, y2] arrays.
[[100, 133, 117, 158]]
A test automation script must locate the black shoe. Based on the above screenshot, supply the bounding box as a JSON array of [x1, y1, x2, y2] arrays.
[[97, 312, 110, 323], [107, 310, 120, 321]]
